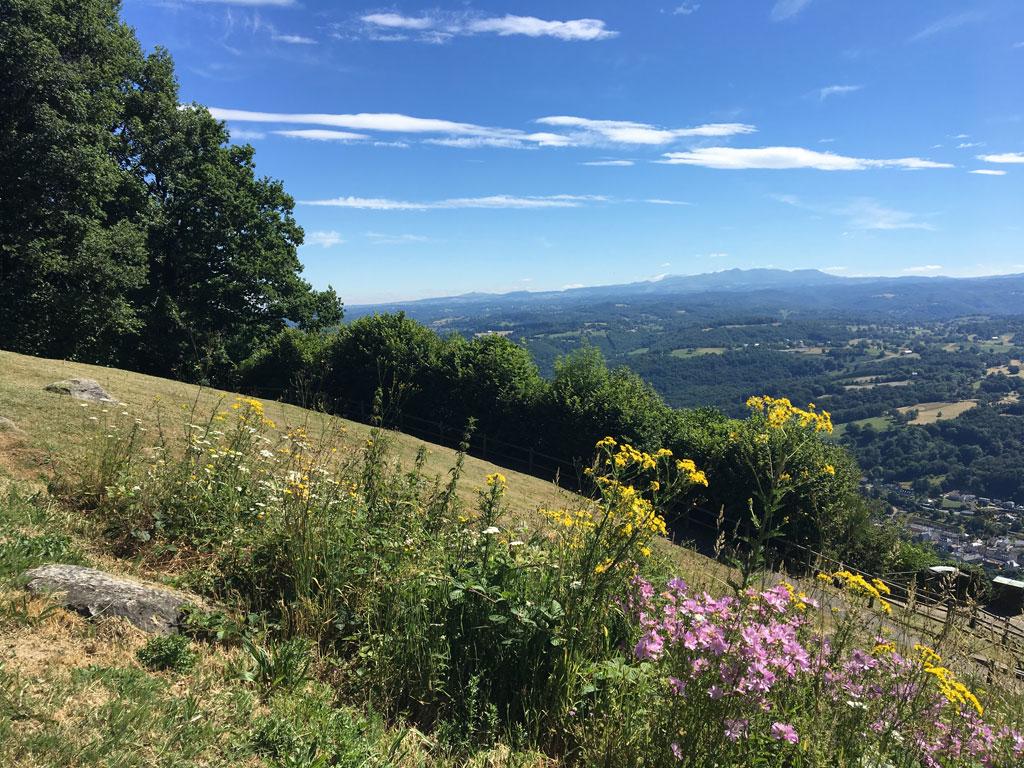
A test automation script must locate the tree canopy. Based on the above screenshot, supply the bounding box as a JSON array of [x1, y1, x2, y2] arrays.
[[0, 0, 340, 379]]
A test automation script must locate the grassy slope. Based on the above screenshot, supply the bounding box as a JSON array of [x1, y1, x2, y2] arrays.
[[0, 349, 724, 578], [0, 348, 732, 767], [0, 350, 568, 513]]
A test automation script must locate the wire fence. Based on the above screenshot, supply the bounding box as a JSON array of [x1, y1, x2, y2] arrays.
[[674, 506, 1024, 664], [242, 384, 588, 488], [244, 384, 1024, 667]]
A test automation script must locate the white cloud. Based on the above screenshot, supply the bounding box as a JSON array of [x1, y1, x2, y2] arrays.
[[209, 107, 507, 136], [359, 13, 617, 42], [822, 266, 849, 273], [272, 33, 316, 44], [771, 0, 812, 21], [207, 107, 751, 150], [365, 232, 431, 244], [901, 265, 943, 274], [229, 128, 265, 140], [644, 198, 692, 206], [185, 0, 295, 5], [360, 13, 433, 30], [467, 16, 617, 41], [978, 152, 1024, 163], [300, 194, 607, 210], [969, 169, 1007, 176], [818, 84, 862, 100], [561, 283, 585, 290], [957, 141, 984, 148], [306, 230, 343, 247], [273, 129, 368, 141], [581, 159, 635, 166], [910, 11, 986, 43], [659, 146, 953, 170], [673, 3, 700, 15], [536, 115, 757, 145]]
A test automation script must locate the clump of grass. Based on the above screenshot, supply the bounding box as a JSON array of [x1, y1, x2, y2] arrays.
[[237, 637, 312, 697], [0, 490, 86, 579], [136, 634, 197, 673]]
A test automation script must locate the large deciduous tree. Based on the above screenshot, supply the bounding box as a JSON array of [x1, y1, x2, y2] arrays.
[[0, 0, 340, 378]]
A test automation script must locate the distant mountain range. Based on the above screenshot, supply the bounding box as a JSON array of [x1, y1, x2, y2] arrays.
[[349, 269, 1024, 322]]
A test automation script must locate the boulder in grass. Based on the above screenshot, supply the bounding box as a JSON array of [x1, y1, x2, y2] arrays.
[[44, 378, 115, 402], [23, 564, 196, 635], [0, 416, 21, 433]]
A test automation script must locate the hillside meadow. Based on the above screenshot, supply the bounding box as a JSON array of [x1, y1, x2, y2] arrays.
[[2, 351, 1023, 767]]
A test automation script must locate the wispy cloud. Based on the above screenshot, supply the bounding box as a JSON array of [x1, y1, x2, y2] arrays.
[[360, 13, 433, 30], [771, 0, 812, 21], [818, 84, 862, 100], [272, 33, 316, 44], [673, 3, 700, 15], [424, 135, 569, 149], [536, 116, 757, 145], [273, 129, 368, 141], [365, 232, 431, 244], [901, 265, 943, 274], [208, 107, 754, 149], [978, 152, 1024, 163], [185, 0, 295, 5], [909, 11, 986, 43], [300, 194, 608, 211], [357, 12, 618, 43], [774, 194, 935, 230], [306, 230, 344, 247], [581, 159, 635, 166], [210, 107, 555, 147], [821, 266, 848, 273], [969, 169, 1007, 176], [468, 15, 617, 41], [956, 141, 984, 149], [644, 198, 692, 206], [229, 128, 266, 140], [659, 146, 952, 171], [843, 199, 935, 230]]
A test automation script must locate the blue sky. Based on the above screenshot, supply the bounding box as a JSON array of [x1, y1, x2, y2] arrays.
[[123, 0, 1024, 304]]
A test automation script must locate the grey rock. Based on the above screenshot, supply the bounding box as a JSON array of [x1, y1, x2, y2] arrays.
[[24, 564, 195, 634], [44, 377, 115, 402], [0, 416, 21, 433]]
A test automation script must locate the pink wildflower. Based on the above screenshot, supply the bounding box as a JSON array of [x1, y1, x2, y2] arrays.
[[771, 722, 799, 744]]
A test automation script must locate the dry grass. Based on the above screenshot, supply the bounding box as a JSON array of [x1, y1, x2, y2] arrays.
[[0, 350, 567, 513], [897, 400, 978, 425], [986, 359, 1024, 378]]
